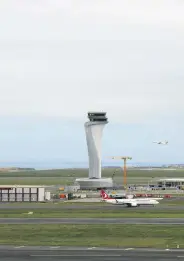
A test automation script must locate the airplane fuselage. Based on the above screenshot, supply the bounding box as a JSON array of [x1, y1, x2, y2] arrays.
[[153, 141, 168, 145], [102, 198, 159, 207]]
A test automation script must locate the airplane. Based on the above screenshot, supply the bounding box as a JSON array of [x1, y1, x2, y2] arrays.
[[100, 190, 163, 201], [100, 190, 160, 207], [153, 140, 168, 145]]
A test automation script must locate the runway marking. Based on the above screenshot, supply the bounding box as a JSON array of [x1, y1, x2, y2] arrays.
[[50, 246, 60, 249], [88, 247, 96, 249], [14, 246, 25, 248], [178, 256, 184, 258], [30, 255, 122, 257], [125, 248, 134, 250]]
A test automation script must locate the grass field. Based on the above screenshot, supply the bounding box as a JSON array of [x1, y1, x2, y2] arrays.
[[0, 168, 183, 185], [0, 177, 73, 185], [0, 224, 183, 248], [0, 177, 153, 185], [1, 168, 184, 178], [0, 203, 184, 218]]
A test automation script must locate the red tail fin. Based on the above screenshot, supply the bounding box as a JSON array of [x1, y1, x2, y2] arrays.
[[100, 189, 105, 197], [100, 190, 110, 199]]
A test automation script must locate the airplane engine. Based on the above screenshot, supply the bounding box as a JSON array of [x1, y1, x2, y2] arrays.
[[131, 202, 138, 207]]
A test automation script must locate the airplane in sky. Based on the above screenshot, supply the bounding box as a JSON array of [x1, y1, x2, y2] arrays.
[[153, 140, 168, 145], [100, 190, 160, 207]]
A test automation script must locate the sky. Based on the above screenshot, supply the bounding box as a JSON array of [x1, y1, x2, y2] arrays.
[[0, 0, 183, 167]]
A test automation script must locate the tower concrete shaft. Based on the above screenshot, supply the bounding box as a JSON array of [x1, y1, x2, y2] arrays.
[[85, 112, 108, 179]]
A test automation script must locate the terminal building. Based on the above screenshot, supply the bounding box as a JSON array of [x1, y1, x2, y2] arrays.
[[0, 185, 50, 202], [157, 178, 184, 187]]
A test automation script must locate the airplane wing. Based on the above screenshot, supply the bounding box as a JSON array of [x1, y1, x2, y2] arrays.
[[160, 141, 168, 145], [115, 199, 125, 205]]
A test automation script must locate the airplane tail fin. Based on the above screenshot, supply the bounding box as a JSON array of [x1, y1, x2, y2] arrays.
[[100, 189, 105, 197], [100, 190, 110, 200]]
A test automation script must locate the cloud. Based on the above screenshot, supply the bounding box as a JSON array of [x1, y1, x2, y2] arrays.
[[0, 0, 183, 124]]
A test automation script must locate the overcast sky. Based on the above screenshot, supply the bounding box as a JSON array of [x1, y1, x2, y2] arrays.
[[0, 0, 183, 166]]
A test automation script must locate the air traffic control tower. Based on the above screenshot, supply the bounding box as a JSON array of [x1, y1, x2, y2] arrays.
[[76, 112, 113, 190]]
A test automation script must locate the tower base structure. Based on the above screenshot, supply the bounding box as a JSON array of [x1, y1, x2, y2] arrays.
[[75, 178, 113, 190]]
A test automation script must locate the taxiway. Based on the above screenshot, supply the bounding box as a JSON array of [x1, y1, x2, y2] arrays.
[[0, 246, 183, 260], [0, 217, 184, 224], [0, 203, 183, 210]]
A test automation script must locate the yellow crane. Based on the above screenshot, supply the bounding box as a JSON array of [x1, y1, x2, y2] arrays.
[[110, 156, 132, 188]]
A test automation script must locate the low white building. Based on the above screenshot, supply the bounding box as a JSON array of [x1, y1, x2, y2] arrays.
[[157, 178, 184, 187], [0, 185, 50, 202], [75, 178, 113, 190]]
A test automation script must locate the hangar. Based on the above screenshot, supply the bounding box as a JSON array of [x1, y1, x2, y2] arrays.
[[0, 185, 50, 202], [157, 178, 184, 187]]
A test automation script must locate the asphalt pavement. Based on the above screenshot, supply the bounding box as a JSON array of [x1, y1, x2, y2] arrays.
[[0, 246, 183, 260], [0, 203, 184, 210], [0, 217, 184, 224]]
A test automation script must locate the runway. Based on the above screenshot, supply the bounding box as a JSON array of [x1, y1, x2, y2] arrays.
[[0, 246, 183, 260], [0, 217, 184, 224]]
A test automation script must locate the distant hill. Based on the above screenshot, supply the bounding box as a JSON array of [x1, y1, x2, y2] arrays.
[[0, 167, 35, 172]]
